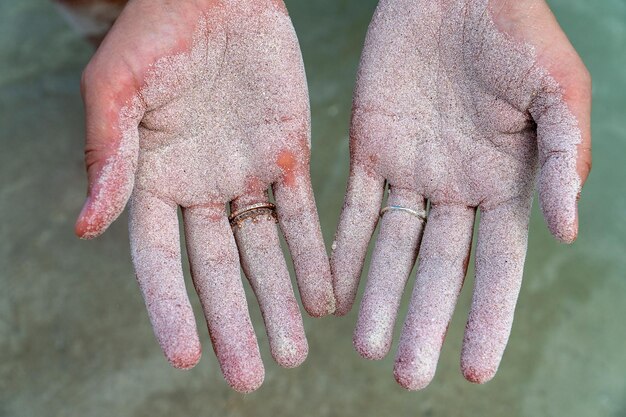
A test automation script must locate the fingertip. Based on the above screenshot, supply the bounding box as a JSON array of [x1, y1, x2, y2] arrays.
[[331, 297, 351, 317], [538, 167, 580, 244], [166, 345, 202, 370], [272, 337, 308, 369], [303, 296, 335, 318], [275, 351, 307, 369], [74, 198, 106, 239], [542, 201, 579, 244], [461, 363, 497, 385], [393, 362, 434, 391], [551, 222, 578, 244], [460, 341, 499, 384], [75, 217, 92, 240], [353, 332, 389, 361], [75, 161, 134, 239], [330, 274, 356, 317], [158, 322, 203, 371], [223, 362, 265, 394], [300, 281, 335, 317]]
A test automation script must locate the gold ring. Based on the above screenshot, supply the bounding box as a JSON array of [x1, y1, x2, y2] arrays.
[[229, 202, 278, 228]]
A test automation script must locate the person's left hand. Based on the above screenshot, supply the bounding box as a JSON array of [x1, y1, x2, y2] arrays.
[[330, 0, 591, 390]]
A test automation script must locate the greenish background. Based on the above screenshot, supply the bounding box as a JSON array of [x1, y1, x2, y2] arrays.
[[1, 0, 624, 416]]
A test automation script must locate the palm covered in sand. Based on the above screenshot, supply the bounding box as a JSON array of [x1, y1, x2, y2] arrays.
[[72, 0, 592, 393], [75, 0, 334, 392], [331, 0, 591, 389]]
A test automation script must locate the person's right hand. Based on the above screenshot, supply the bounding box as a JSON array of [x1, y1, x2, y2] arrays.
[[75, 0, 334, 393], [331, 0, 591, 390]]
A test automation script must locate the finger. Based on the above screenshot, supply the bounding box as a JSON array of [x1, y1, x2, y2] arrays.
[[129, 190, 201, 370], [394, 204, 475, 390], [273, 150, 334, 317], [330, 165, 386, 316], [531, 55, 592, 243], [75, 65, 144, 239], [231, 192, 308, 369], [183, 205, 264, 393], [461, 197, 531, 384], [353, 187, 425, 360]]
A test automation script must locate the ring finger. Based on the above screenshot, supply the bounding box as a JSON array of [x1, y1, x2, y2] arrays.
[[353, 184, 426, 360], [231, 190, 308, 369]]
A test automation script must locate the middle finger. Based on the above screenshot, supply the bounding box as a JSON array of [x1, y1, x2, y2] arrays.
[[394, 203, 475, 390], [183, 204, 264, 393]]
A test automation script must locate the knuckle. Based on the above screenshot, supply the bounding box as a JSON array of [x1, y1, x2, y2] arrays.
[[576, 65, 592, 101], [564, 59, 592, 101], [80, 61, 99, 98], [581, 157, 592, 179], [579, 63, 592, 89]]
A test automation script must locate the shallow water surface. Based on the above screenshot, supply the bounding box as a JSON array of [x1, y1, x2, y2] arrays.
[[1, 0, 625, 416]]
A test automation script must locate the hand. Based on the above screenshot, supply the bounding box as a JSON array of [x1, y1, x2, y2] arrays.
[[75, 0, 335, 392], [330, 0, 591, 389]]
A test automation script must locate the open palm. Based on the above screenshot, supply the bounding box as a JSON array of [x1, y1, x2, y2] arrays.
[[75, 0, 334, 392], [331, 0, 591, 390]]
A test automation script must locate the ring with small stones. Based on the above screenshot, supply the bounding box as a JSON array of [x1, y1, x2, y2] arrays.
[[229, 202, 278, 228]]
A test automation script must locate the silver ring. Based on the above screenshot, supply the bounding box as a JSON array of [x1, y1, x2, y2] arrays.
[[380, 205, 427, 222], [229, 202, 278, 228]]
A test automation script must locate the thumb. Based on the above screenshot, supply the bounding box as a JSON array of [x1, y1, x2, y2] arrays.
[[530, 61, 592, 244], [75, 64, 145, 239]]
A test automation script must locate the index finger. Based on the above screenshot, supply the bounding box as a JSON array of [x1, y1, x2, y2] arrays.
[[273, 150, 335, 317], [461, 196, 532, 383]]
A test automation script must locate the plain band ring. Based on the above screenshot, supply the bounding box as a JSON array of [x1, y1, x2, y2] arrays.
[[229, 202, 277, 228], [380, 205, 427, 222]]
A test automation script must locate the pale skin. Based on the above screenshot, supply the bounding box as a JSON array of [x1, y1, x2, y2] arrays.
[[68, 0, 592, 393], [73, 0, 334, 393], [330, 0, 591, 390]]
